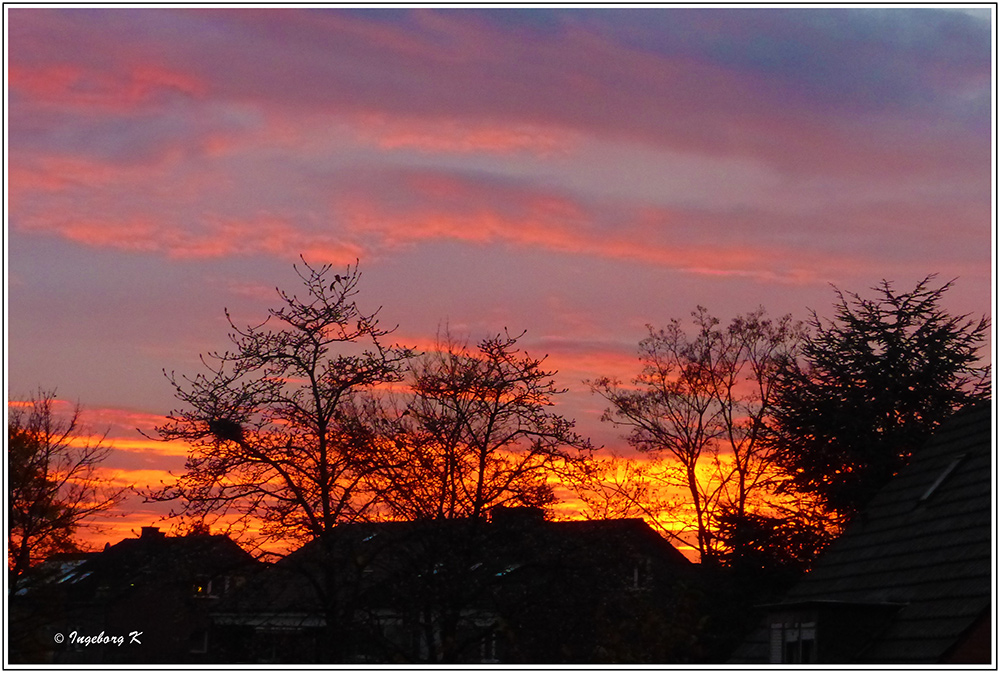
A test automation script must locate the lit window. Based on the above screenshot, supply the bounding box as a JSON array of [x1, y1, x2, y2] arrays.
[[193, 577, 226, 597]]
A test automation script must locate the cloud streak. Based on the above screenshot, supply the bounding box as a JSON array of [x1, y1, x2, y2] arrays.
[[8, 9, 990, 176]]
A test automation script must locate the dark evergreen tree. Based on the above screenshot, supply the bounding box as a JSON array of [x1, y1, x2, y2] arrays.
[[769, 276, 989, 521]]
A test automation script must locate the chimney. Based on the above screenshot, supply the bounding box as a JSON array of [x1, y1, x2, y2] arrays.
[[140, 526, 166, 540]]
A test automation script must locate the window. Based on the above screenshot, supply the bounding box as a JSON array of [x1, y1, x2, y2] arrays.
[[188, 629, 209, 654], [480, 630, 499, 663], [770, 621, 816, 663], [629, 556, 652, 590], [193, 576, 227, 598]]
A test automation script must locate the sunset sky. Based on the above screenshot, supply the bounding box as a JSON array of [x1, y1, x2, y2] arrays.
[[5, 7, 995, 544]]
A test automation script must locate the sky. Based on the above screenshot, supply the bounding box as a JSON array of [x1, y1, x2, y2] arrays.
[[5, 6, 995, 545]]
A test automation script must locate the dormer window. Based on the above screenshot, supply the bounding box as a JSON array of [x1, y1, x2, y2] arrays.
[[764, 601, 905, 664], [770, 620, 816, 663]]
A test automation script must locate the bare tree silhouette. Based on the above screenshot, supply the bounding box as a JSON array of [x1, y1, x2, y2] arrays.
[[149, 258, 413, 546], [8, 389, 128, 591], [148, 259, 414, 659], [588, 307, 802, 565], [371, 329, 593, 522]]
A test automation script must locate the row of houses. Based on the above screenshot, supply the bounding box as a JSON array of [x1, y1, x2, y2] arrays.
[[9, 402, 993, 664], [11, 508, 706, 664]]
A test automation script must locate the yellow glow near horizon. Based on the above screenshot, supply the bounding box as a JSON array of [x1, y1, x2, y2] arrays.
[[46, 410, 765, 566]]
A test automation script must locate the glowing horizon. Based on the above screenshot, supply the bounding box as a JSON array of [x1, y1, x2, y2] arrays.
[[12, 392, 814, 566]]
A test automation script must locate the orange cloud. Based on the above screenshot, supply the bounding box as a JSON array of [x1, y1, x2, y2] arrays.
[[541, 345, 638, 387], [81, 406, 171, 429], [97, 466, 180, 490], [96, 437, 193, 459], [15, 212, 362, 264]]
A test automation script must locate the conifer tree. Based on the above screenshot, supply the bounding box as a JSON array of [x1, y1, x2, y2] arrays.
[[769, 276, 989, 520]]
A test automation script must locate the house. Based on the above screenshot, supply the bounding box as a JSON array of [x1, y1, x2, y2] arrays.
[[211, 507, 702, 664], [9, 526, 259, 664], [729, 401, 993, 664]]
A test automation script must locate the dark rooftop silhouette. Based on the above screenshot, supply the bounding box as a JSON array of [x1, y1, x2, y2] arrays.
[[731, 401, 992, 664]]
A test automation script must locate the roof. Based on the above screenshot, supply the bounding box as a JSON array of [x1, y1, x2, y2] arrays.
[[13, 552, 101, 595], [215, 512, 692, 620], [732, 401, 993, 664], [55, 529, 256, 601], [14, 530, 255, 598]]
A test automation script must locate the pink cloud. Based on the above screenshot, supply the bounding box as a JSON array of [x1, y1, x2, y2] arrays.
[[11, 135, 986, 289], [8, 62, 207, 111], [352, 113, 578, 157], [7, 156, 130, 200], [338, 176, 835, 284], [8, 10, 988, 179]]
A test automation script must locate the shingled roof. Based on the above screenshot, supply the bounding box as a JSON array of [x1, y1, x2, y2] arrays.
[[731, 401, 993, 664]]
